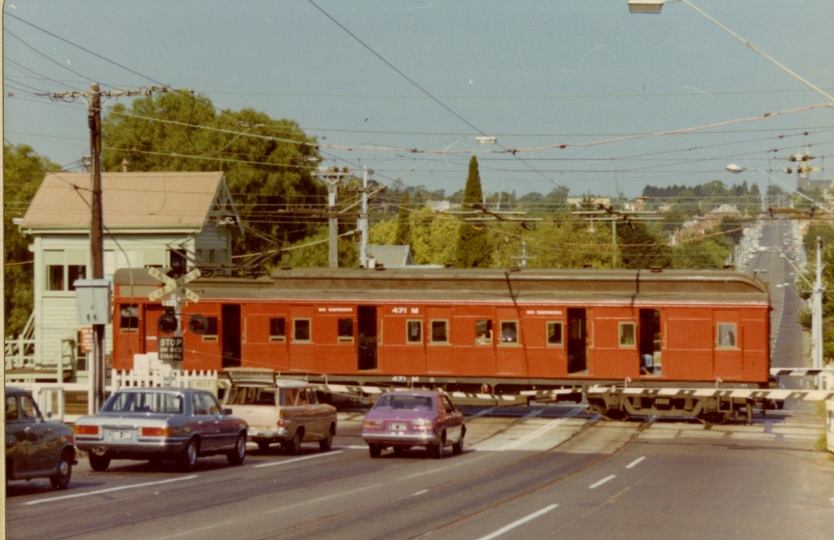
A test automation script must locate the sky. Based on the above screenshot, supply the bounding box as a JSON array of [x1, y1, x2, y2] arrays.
[[3, 0, 833, 200]]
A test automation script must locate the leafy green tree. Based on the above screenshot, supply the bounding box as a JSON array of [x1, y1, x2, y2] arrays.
[[671, 237, 731, 269], [454, 157, 492, 268], [101, 91, 325, 261], [4, 144, 61, 336]]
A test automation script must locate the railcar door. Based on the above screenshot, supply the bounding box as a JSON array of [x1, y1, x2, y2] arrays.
[[221, 304, 242, 368], [639, 309, 662, 376], [713, 310, 743, 380], [358, 306, 378, 370], [567, 308, 588, 374], [426, 307, 453, 374]]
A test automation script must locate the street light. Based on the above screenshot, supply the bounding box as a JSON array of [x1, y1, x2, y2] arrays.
[[627, 0, 834, 103]]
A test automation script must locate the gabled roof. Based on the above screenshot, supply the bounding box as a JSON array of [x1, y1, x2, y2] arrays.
[[20, 171, 239, 232]]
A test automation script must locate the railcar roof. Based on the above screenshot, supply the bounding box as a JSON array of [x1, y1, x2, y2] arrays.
[[114, 267, 769, 304]]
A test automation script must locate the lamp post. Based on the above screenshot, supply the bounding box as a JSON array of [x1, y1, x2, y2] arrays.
[[727, 163, 826, 387], [627, 0, 834, 103]]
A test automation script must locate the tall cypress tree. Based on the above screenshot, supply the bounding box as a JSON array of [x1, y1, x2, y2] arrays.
[[394, 190, 411, 246], [454, 156, 492, 268]]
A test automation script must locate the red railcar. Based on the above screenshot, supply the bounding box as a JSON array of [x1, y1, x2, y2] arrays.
[[112, 267, 770, 399]]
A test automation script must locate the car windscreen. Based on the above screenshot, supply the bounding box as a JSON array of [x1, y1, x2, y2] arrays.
[[226, 386, 276, 406], [373, 394, 433, 411], [102, 391, 183, 414]]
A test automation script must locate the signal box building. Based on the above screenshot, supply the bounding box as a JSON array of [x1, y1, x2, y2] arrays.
[[8, 171, 242, 381]]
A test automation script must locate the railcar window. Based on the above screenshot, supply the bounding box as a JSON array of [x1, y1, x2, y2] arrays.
[[203, 317, 218, 341], [717, 323, 737, 348], [500, 321, 518, 344], [619, 322, 636, 347], [546, 321, 564, 346], [269, 318, 286, 342], [407, 320, 423, 343], [294, 319, 312, 342], [476, 320, 493, 344], [430, 320, 449, 343], [120, 305, 138, 331], [338, 318, 355, 342]]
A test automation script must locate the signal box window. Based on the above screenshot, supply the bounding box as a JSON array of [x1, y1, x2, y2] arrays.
[[406, 320, 423, 343], [717, 323, 737, 348], [338, 318, 354, 342], [476, 320, 493, 345], [294, 319, 312, 342], [546, 321, 563, 346], [619, 322, 636, 347], [430, 320, 449, 344], [269, 318, 286, 342], [500, 321, 519, 344], [203, 317, 218, 341], [120, 305, 138, 332]]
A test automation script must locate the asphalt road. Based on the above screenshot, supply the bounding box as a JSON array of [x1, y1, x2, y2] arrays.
[[6, 219, 829, 539], [6, 404, 832, 540]]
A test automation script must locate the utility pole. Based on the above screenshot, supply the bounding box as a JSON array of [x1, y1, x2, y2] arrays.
[[328, 178, 339, 268], [49, 83, 167, 412], [358, 167, 370, 268]]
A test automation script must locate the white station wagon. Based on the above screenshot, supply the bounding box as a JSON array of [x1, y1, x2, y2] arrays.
[[222, 369, 337, 454]]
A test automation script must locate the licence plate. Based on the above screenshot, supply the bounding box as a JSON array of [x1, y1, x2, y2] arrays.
[[108, 430, 133, 440], [388, 423, 407, 432]]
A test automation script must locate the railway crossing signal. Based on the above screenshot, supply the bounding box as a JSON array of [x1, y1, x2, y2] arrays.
[[147, 267, 201, 303]]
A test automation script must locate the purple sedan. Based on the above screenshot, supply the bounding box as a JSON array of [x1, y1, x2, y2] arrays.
[[361, 390, 465, 458]]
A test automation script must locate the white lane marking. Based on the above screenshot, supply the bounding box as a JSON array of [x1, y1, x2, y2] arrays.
[[411, 489, 428, 497], [589, 475, 616, 489], [625, 456, 646, 469], [498, 408, 582, 451], [340, 445, 369, 450], [23, 475, 198, 506], [265, 483, 382, 515], [476, 504, 559, 540], [157, 521, 236, 540], [254, 450, 343, 468]]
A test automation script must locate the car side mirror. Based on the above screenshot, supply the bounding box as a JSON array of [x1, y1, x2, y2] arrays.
[[222, 408, 233, 416], [45, 411, 52, 419]]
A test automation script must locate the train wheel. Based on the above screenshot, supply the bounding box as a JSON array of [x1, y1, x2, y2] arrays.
[[604, 409, 630, 421]]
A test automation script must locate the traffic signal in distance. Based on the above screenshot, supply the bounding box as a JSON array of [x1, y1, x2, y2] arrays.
[[158, 311, 178, 334]]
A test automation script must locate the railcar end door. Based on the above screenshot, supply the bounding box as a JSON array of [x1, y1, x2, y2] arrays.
[[567, 308, 588, 375]]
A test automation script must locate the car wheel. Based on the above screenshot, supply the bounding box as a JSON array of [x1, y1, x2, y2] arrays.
[[453, 435, 464, 455], [88, 453, 110, 472], [430, 432, 446, 459], [50, 449, 73, 490], [369, 444, 382, 458], [257, 441, 271, 453], [283, 430, 302, 455], [177, 439, 199, 472], [319, 428, 333, 452], [227, 434, 246, 466]]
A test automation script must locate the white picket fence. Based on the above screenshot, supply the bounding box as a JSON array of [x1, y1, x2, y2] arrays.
[[11, 364, 220, 423]]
